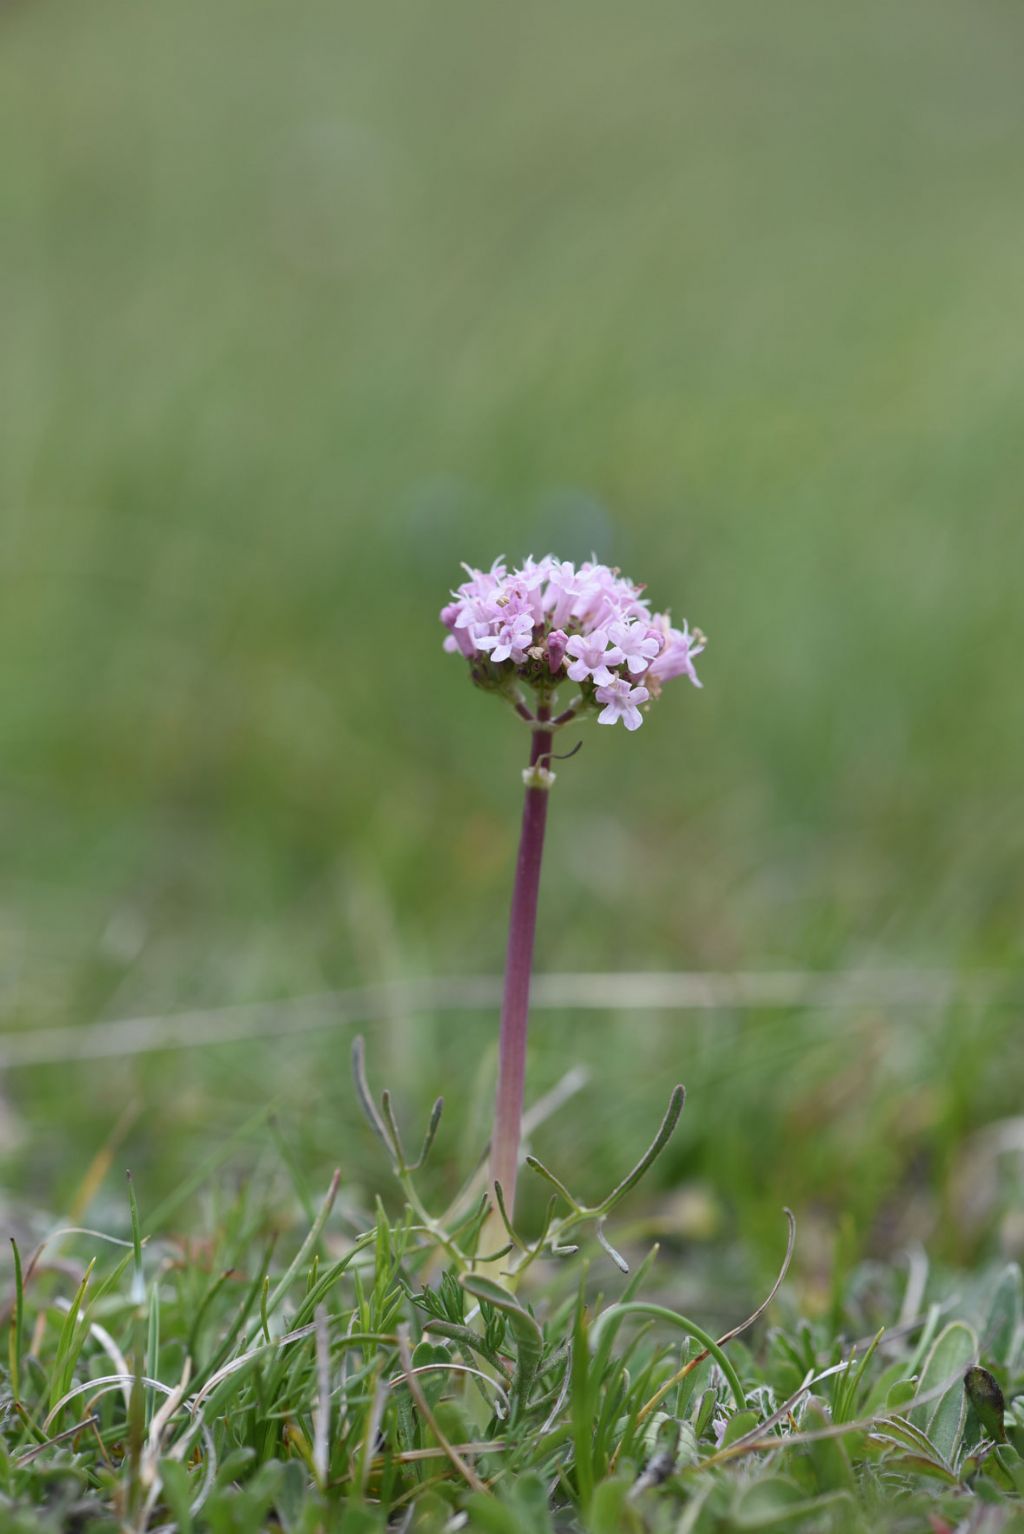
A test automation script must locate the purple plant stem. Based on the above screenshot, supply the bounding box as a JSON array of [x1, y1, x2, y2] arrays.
[[490, 707, 553, 1217]]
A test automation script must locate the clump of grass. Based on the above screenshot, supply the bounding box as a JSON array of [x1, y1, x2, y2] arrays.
[[2, 1050, 1022, 1531]]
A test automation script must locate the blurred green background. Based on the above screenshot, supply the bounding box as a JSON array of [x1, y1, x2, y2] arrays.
[[1, 0, 1022, 1278]]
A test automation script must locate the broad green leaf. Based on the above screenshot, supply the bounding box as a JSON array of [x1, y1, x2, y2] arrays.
[[338, 1507, 387, 1534], [884, 1378, 918, 1412], [887, 1454, 960, 1484], [506, 1472, 554, 1534], [733, 1479, 858, 1531], [732, 1475, 804, 1522], [874, 1414, 948, 1464], [691, 1385, 718, 1437], [411, 1338, 452, 1408], [861, 1357, 913, 1414], [273, 1459, 308, 1534], [462, 1494, 523, 1534], [721, 1408, 760, 1447], [676, 1420, 701, 1469], [586, 1477, 639, 1534], [422, 1319, 506, 1371], [410, 1493, 456, 1534], [912, 1320, 977, 1465]]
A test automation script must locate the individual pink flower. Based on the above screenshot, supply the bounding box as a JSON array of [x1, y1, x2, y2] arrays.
[[607, 619, 662, 675], [545, 559, 587, 628], [576, 561, 648, 629], [648, 619, 704, 688], [440, 602, 478, 657], [564, 628, 625, 686], [595, 676, 650, 730], [477, 611, 536, 665], [515, 555, 553, 621]]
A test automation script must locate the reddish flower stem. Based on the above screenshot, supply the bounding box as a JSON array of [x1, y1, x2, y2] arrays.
[[490, 705, 553, 1217]]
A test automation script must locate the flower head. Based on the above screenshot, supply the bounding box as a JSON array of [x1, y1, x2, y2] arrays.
[[441, 554, 704, 729]]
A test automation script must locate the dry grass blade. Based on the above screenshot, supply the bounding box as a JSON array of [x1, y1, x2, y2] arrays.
[[369, 1440, 506, 1469], [1, 971, 1008, 1070], [385, 1362, 512, 1420], [139, 1358, 195, 1523], [43, 1374, 172, 1434], [396, 1325, 487, 1494], [16, 1414, 100, 1464], [633, 1208, 796, 1431], [717, 1208, 797, 1347]]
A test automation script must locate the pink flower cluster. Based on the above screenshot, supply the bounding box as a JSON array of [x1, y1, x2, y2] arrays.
[[441, 556, 704, 730]]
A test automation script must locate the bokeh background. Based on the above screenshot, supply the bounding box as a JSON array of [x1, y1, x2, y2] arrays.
[[2, 0, 1023, 1286]]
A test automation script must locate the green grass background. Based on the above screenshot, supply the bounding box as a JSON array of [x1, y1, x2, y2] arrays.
[[1, 0, 1022, 1273]]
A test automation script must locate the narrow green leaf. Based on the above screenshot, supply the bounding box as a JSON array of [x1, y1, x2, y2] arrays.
[[462, 1273, 542, 1415], [126, 1170, 145, 1305], [570, 1275, 594, 1510], [595, 1084, 685, 1215], [185, 1268, 234, 1363], [523, 1154, 581, 1212], [289, 1233, 377, 1331], [49, 1259, 95, 1412], [248, 1168, 340, 1345], [192, 1238, 277, 1392], [620, 1243, 659, 1302], [146, 1282, 160, 1425], [9, 1237, 24, 1401], [411, 1096, 444, 1171], [588, 1302, 745, 1411], [801, 1399, 856, 1493], [422, 1318, 508, 1372], [351, 1037, 397, 1165]]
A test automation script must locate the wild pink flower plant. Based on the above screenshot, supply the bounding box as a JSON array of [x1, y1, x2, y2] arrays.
[[441, 555, 705, 1222]]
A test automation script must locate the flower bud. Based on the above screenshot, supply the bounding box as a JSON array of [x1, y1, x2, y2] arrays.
[[546, 629, 568, 674]]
